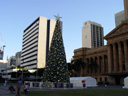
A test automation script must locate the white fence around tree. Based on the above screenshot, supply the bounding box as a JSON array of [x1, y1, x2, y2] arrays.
[[24, 81, 74, 88]]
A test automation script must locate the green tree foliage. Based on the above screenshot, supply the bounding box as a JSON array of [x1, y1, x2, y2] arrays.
[[68, 58, 86, 76], [37, 68, 44, 76]]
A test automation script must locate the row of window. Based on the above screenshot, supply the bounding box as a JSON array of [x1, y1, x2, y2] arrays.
[[95, 77, 108, 82], [23, 25, 39, 41], [21, 47, 37, 57], [24, 21, 39, 35], [21, 55, 37, 63], [22, 36, 38, 50], [22, 51, 37, 60], [22, 43, 38, 54], [22, 55, 37, 63], [22, 63, 37, 69], [23, 28, 39, 43]]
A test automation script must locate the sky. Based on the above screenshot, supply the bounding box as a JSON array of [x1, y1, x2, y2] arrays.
[[0, 0, 124, 62]]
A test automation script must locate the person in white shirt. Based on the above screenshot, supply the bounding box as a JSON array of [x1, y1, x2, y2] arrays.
[[24, 83, 29, 95], [4, 79, 7, 86]]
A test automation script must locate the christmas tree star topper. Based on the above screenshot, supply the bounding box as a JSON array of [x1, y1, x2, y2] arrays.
[[54, 13, 62, 20]]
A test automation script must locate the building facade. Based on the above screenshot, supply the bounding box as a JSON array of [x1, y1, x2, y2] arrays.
[[124, 0, 128, 20], [0, 60, 8, 81], [73, 20, 128, 85], [115, 11, 125, 27], [7, 56, 16, 67], [15, 51, 21, 66], [21, 16, 62, 69], [82, 21, 104, 48], [0, 60, 8, 72]]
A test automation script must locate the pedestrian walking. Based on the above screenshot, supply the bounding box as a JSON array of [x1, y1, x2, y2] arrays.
[[4, 79, 7, 86], [16, 78, 22, 96], [24, 83, 29, 95]]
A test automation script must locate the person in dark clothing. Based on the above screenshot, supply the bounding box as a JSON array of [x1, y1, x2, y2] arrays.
[[16, 79, 22, 96], [8, 86, 15, 94]]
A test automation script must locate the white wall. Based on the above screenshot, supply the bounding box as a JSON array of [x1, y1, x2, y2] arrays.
[[82, 22, 91, 48], [0, 60, 8, 72]]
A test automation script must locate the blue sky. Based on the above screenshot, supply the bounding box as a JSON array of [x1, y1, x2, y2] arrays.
[[0, 0, 124, 62]]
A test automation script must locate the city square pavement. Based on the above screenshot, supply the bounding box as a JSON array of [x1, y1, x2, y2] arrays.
[[0, 86, 15, 96], [0, 84, 126, 96], [28, 85, 124, 91]]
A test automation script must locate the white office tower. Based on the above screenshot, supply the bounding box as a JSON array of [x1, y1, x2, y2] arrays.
[[115, 11, 125, 27], [15, 51, 21, 66], [82, 21, 104, 48], [21, 16, 62, 69]]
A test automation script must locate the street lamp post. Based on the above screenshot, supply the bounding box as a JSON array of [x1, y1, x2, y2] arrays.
[[36, 60, 38, 81], [21, 67, 23, 80], [21, 58, 24, 81], [36, 69, 38, 81], [3, 45, 6, 60]]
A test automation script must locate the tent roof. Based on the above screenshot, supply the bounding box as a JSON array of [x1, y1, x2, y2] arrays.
[[70, 77, 95, 80], [124, 76, 128, 79]]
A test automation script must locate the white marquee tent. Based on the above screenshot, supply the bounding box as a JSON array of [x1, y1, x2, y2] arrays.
[[70, 77, 97, 88], [123, 76, 128, 88]]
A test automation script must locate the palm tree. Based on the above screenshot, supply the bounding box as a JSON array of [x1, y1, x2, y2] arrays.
[[81, 61, 86, 76], [71, 58, 86, 76], [37, 68, 45, 77], [88, 59, 98, 76]]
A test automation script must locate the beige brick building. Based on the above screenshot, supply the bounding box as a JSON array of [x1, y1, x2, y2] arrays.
[[73, 20, 128, 85], [21, 16, 62, 69], [82, 21, 104, 48], [73, 0, 128, 85]]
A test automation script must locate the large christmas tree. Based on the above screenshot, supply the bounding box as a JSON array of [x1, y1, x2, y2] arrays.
[[42, 15, 70, 83]]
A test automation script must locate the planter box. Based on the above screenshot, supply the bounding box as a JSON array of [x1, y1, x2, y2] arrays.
[[67, 83, 73, 88], [33, 82, 39, 87], [55, 82, 63, 88]]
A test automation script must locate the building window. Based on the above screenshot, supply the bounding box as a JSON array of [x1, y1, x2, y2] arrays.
[[100, 77, 102, 82], [123, 64, 126, 71], [105, 77, 107, 82]]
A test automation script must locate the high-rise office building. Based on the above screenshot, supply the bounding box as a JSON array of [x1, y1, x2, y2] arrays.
[[115, 0, 128, 26], [21, 16, 62, 69], [15, 51, 21, 66], [82, 21, 104, 48], [124, 0, 128, 20], [115, 10, 125, 27], [8, 56, 16, 67]]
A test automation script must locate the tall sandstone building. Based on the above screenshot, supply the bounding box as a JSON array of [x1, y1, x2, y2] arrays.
[[82, 21, 104, 48], [73, 0, 128, 85], [115, 11, 125, 27], [21, 16, 62, 69]]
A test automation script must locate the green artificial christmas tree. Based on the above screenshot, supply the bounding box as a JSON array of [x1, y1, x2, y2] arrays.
[[42, 14, 70, 83]]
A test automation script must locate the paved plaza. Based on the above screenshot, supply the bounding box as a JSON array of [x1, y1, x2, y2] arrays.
[[0, 84, 127, 96], [0, 86, 15, 96]]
